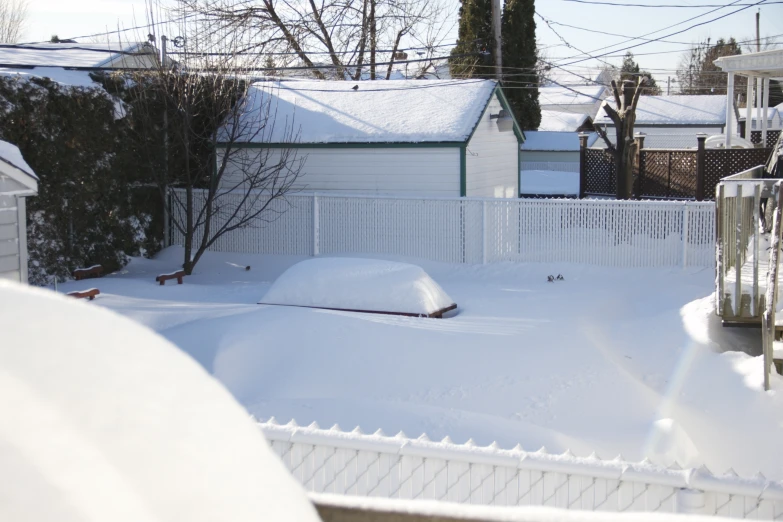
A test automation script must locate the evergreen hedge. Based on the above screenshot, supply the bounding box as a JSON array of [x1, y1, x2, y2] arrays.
[[0, 74, 162, 285]]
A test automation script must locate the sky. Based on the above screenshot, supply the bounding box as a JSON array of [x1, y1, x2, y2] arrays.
[[18, 0, 783, 85]]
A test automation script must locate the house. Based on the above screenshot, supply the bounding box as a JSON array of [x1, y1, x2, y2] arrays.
[[593, 94, 728, 148], [0, 140, 37, 283], [219, 79, 523, 198], [0, 41, 161, 70], [519, 131, 598, 197]]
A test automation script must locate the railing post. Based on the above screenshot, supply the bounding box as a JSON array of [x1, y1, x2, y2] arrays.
[[312, 194, 320, 257], [682, 203, 690, 269], [696, 134, 707, 201], [578, 133, 589, 199], [634, 132, 645, 199], [676, 488, 705, 514], [482, 200, 488, 264]]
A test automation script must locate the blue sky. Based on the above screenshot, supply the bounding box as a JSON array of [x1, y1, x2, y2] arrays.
[[20, 0, 783, 83]]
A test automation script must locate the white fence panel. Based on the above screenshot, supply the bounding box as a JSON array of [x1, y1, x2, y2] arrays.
[[170, 189, 716, 269], [260, 421, 783, 518]]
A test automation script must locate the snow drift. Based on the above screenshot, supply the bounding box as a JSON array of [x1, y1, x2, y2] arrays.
[[0, 280, 320, 522], [259, 257, 456, 317]]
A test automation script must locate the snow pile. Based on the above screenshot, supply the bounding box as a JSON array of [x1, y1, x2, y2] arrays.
[[0, 280, 320, 522], [56, 248, 783, 480], [232, 79, 497, 143], [520, 170, 579, 195], [0, 139, 36, 179], [595, 95, 727, 126], [260, 257, 455, 315]]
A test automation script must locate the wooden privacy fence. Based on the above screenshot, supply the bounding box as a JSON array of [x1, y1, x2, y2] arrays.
[[169, 190, 716, 269], [581, 135, 772, 201], [260, 420, 783, 518]]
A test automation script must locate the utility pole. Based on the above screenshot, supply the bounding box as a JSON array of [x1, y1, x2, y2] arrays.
[[667, 76, 670, 96], [756, 9, 761, 52], [491, 0, 502, 81]]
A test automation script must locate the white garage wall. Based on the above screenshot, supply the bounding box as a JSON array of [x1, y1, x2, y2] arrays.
[[220, 147, 461, 197], [465, 94, 519, 198]]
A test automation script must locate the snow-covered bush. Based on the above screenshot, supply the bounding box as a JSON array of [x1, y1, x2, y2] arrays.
[[0, 74, 162, 284]]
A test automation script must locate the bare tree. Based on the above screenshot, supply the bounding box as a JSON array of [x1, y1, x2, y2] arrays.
[[169, 0, 452, 80], [125, 17, 304, 274], [593, 78, 644, 200], [0, 0, 27, 43]]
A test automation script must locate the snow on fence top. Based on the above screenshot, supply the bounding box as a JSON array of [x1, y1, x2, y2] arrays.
[[259, 258, 456, 316], [594, 95, 728, 126], [228, 79, 497, 143], [0, 42, 153, 69], [0, 139, 36, 180], [260, 418, 783, 505]]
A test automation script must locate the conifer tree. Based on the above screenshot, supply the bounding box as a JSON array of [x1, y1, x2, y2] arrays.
[[619, 52, 660, 95], [501, 0, 540, 129], [449, 0, 494, 79]]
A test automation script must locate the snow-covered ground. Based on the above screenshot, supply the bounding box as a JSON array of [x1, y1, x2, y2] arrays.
[[54, 247, 783, 480]]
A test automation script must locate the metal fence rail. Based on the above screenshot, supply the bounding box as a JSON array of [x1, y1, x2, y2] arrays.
[[170, 190, 716, 269], [260, 420, 783, 519]]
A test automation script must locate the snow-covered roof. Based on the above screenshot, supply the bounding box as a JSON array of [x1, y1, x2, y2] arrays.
[[539, 85, 606, 109], [594, 95, 727, 126], [521, 131, 581, 151], [228, 79, 501, 144], [538, 111, 590, 132], [0, 140, 37, 193], [0, 42, 157, 69], [541, 67, 612, 87], [0, 66, 101, 88]]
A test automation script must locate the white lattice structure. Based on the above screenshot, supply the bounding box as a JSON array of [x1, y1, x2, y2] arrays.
[[260, 420, 783, 519], [170, 190, 715, 269]]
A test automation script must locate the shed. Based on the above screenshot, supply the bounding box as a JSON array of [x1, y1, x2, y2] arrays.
[[593, 95, 727, 137], [519, 131, 597, 197], [0, 140, 37, 283], [219, 79, 523, 198], [538, 110, 593, 133]]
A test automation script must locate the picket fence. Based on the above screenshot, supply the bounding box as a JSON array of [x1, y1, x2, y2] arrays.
[[260, 420, 783, 519], [169, 189, 716, 269]]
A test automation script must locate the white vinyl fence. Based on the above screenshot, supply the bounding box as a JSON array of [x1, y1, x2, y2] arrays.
[[260, 420, 783, 519], [170, 189, 715, 268]]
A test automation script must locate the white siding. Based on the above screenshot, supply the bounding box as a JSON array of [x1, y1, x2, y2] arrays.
[[0, 192, 20, 282], [221, 147, 461, 196], [521, 150, 580, 163], [465, 93, 519, 198]]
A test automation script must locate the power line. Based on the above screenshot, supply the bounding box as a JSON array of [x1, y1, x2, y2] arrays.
[[561, 0, 783, 6], [550, 0, 745, 63], [555, 0, 771, 67]]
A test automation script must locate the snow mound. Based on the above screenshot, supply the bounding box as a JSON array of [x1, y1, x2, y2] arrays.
[[0, 280, 320, 522], [260, 257, 456, 316], [646, 418, 702, 468]]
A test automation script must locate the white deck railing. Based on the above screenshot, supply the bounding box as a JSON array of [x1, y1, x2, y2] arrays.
[[170, 190, 716, 269]]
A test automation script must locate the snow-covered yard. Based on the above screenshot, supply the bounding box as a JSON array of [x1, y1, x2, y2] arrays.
[[55, 247, 783, 480]]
